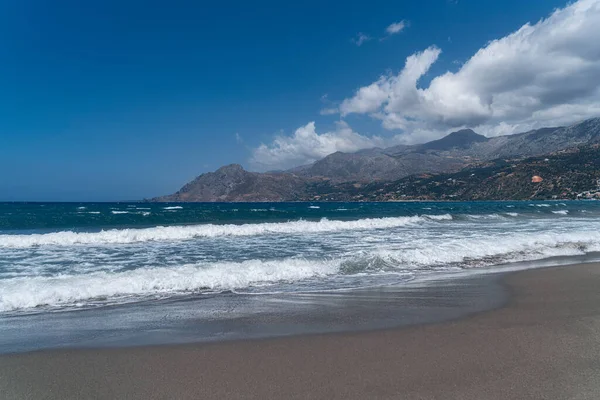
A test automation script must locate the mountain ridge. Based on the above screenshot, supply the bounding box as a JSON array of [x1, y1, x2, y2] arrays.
[[151, 117, 600, 202]]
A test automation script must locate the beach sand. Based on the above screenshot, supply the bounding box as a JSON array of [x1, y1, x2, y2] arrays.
[[1, 262, 600, 399]]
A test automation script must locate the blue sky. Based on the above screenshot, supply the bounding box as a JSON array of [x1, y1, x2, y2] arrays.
[[0, 0, 592, 201]]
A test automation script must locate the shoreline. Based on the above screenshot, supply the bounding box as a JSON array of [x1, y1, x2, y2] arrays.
[[2, 262, 600, 399], [0, 265, 509, 354]]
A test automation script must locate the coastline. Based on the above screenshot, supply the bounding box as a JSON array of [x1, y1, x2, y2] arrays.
[[0, 266, 509, 354], [2, 262, 600, 399]]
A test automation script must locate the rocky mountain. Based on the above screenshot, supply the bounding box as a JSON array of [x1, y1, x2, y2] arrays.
[[292, 129, 488, 182], [151, 117, 600, 202], [302, 144, 600, 201], [415, 129, 489, 152], [290, 119, 600, 183], [152, 164, 308, 202]]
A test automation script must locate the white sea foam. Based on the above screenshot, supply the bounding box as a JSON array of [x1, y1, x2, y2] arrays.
[[0, 216, 449, 248], [111, 211, 129, 214], [309, 206, 320, 209], [465, 214, 506, 220], [0, 258, 339, 312], [506, 212, 519, 217], [425, 214, 453, 221], [388, 230, 600, 267], [2, 228, 600, 312], [163, 206, 183, 210], [552, 210, 569, 215]]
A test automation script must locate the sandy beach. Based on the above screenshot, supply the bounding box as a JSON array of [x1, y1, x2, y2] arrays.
[[1, 262, 600, 399]]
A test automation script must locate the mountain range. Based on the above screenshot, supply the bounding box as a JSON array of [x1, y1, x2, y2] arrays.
[[151, 117, 600, 202]]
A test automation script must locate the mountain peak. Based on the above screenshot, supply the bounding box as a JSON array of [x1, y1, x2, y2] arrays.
[[447, 128, 480, 137], [420, 129, 488, 151], [216, 164, 245, 173]]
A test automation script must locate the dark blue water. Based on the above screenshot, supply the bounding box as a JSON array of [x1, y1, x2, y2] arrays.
[[2, 201, 599, 232]]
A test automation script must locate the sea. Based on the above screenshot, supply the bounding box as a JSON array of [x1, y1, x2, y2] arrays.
[[1, 200, 600, 351]]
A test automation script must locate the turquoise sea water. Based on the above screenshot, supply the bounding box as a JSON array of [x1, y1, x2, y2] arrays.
[[1, 201, 599, 315]]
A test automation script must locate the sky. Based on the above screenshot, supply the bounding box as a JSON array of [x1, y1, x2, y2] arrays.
[[1, 0, 598, 201]]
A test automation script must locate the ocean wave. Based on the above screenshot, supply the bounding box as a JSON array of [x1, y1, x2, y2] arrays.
[[424, 214, 453, 221], [0, 258, 340, 312], [465, 214, 507, 220], [393, 230, 600, 267], [163, 206, 183, 210], [552, 210, 569, 215], [2, 228, 600, 312], [0, 215, 451, 248], [111, 211, 129, 214]]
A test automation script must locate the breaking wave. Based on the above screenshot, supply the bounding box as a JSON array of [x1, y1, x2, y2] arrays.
[[0, 216, 451, 248], [0, 258, 339, 312], [2, 228, 600, 312]]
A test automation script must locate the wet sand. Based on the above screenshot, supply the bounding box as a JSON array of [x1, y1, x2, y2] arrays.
[[1, 263, 600, 399]]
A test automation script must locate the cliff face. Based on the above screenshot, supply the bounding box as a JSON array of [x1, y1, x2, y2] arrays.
[[152, 118, 600, 202]]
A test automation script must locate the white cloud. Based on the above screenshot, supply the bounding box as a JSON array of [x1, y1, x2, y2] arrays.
[[319, 107, 339, 115], [339, 0, 600, 141], [250, 122, 393, 170], [386, 20, 408, 35], [351, 33, 372, 46], [339, 76, 393, 115]]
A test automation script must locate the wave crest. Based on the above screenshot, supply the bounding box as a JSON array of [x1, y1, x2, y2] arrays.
[[0, 216, 451, 248], [2, 228, 600, 312]]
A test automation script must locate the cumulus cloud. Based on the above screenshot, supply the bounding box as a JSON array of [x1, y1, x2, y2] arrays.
[[386, 20, 408, 35], [340, 46, 441, 117], [340, 0, 600, 140], [351, 33, 372, 46], [250, 122, 392, 170]]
